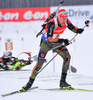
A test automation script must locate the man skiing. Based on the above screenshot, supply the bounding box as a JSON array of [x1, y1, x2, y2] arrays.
[[0, 51, 31, 70], [21, 9, 84, 91]]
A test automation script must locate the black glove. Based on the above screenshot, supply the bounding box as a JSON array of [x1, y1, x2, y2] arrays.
[[58, 39, 70, 46], [63, 39, 70, 46], [85, 20, 90, 27], [76, 28, 84, 34], [26, 61, 31, 65]]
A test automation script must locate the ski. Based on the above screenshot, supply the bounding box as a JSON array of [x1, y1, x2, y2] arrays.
[[1, 86, 38, 97], [42, 86, 93, 92]]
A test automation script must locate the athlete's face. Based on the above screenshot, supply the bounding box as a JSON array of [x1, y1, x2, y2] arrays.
[[58, 17, 67, 26]]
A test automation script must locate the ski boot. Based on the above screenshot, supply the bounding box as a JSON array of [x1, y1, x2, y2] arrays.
[[20, 78, 35, 92], [60, 73, 71, 87]]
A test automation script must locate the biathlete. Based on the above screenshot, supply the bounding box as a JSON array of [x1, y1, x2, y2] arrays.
[[21, 9, 84, 91], [0, 51, 31, 70]]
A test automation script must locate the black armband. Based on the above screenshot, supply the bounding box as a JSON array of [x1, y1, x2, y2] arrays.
[[47, 22, 55, 37], [58, 39, 64, 43]]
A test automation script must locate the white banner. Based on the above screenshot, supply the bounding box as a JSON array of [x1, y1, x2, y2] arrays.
[[51, 5, 93, 19]]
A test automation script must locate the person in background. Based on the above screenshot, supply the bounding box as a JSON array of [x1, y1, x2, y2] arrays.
[[0, 51, 31, 70]]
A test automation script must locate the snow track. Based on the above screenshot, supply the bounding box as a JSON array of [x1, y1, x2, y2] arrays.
[[0, 70, 93, 100]]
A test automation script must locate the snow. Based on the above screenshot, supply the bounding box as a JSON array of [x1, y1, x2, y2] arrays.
[[0, 16, 93, 99], [0, 70, 93, 100]]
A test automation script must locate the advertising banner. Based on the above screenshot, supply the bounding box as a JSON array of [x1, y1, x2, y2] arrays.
[[51, 5, 93, 19], [0, 5, 93, 21], [0, 7, 50, 22]]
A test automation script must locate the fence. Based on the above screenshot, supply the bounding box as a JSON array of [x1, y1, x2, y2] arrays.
[[0, 0, 93, 8]]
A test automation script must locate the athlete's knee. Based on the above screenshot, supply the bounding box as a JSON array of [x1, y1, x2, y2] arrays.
[[38, 51, 46, 59], [65, 50, 71, 62], [66, 54, 71, 63], [35, 58, 45, 71], [66, 58, 71, 63]]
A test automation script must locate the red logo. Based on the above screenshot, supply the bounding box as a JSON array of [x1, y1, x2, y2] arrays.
[[0, 7, 50, 22], [41, 53, 45, 58], [66, 51, 68, 53]]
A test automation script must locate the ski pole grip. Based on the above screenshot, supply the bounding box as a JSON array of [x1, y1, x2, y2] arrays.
[[85, 21, 90, 26], [60, 1, 64, 4]]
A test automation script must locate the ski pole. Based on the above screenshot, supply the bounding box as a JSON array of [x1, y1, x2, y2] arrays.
[[50, 20, 92, 51], [38, 45, 66, 74], [38, 20, 92, 74], [36, 1, 64, 37], [38, 38, 75, 74], [70, 19, 93, 42]]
